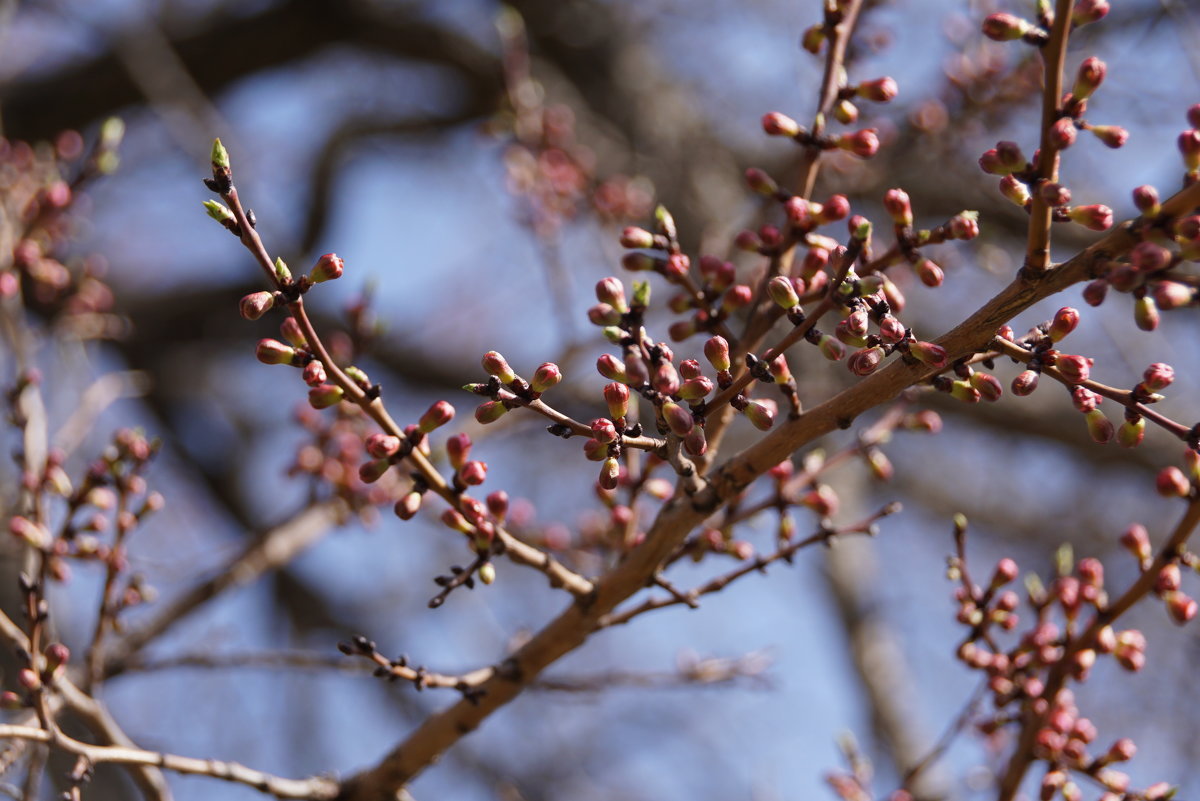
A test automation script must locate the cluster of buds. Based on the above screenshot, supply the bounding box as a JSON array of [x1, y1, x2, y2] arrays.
[[978, 137, 1113, 232], [3, 124, 125, 339], [759, 103, 884, 160], [465, 350, 562, 428]]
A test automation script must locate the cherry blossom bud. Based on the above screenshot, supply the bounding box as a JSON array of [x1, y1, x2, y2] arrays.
[[597, 354, 630, 384], [459, 460, 488, 486], [255, 338, 297, 365], [767, 354, 792, 384], [678, 376, 714, 401], [622, 251, 658, 271], [857, 77, 898, 103], [734, 230, 762, 252], [661, 401, 694, 437], [652, 361, 680, 396], [624, 352, 649, 386], [531, 362, 563, 393], [819, 194, 851, 223], [1156, 465, 1191, 497], [239, 291, 275, 321], [818, 334, 845, 361], [308, 384, 344, 409], [743, 400, 775, 431], [1144, 784, 1173, 801], [582, 438, 608, 462], [836, 129, 880, 158], [590, 417, 618, 444], [1120, 523, 1152, 563], [598, 457, 620, 490], [474, 401, 508, 425], [310, 253, 344, 283], [394, 492, 422, 521], [1105, 739, 1136, 763], [620, 227, 656, 248], [1068, 204, 1113, 231], [833, 99, 858, 125], [1089, 125, 1128, 149], [949, 380, 980, 403], [481, 351, 517, 383], [1134, 296, 1160, 331], [970, 372, 1003, 402], [848, 346, 886, 377], [361, 434, 398, 460], [1072, 0, 1109, 26], [604, 382, 630, 420], [1130, 241, 1171, 273], [1085, 409, 1113, 444], [441, 508, 472, 534], [1049, 118, 1077, 150], [1055, 354, 1091, 383], [1142, 362, 1175, 391], [995, 142, 1024, 169], [803, 484, 839, 517], [915, 258, 944, 287], [948, 211, 980, 240], [1117, 417, 1145, 448], [745, 167, 778, 197], [419, 400, 455, 433], [721, 284, 753, 313], [279, 318, 306, 349], [801, 24, 824, 53], [1180, 130, 1200, 171], [1082, 279, 1108, 307], [1039, 182, 1071, 207], [359, 459, 390, 484], [1071, 386, 1099, 413], [1073, 57, 1106, 99], [704, 336, 731, 371], [1153, 280, 1193, 310], [999, 175, 1031, 206], [762, 112, 801, 137], [1156, 563, 1182, 594], [768, 275, 800, 309], [683, 427, 707, 456], [876, 315, 904, 344], [1165, 591, 1197, 624], [1133, 185, 1161, 215], [9, 516, 49, 549], [883, 188, 913, 226], [982, 13, 1031, 40], [909, 341, 948, 369]]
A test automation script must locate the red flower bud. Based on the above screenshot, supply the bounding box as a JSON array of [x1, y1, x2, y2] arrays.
[[1179, 130, 1200, 171], [909, 340, 947, 369], [365, 433, 401, 459], [1142, 362, 1175, 391], [883, 188, 912, 226], [761, 112, 801, 137], [970, 372, 1003, 402], [604, 382, 630, 420], [1050, 118, 1077, 150], [1156, 465, 1191, 497], [619, 227, 656, 249], [303, 360, 326, 386], [310, 253, 344, 283], [481, 351, 517, 383], [1133, 185, 1161, 215], [857, 77, 898, 103], [597, 353, 630, 384], [1152, 280, 1193, 310], [1089, 125, 1128, 149], [745, 167, 778, 197], [704, 336, 731, 371], [915, 258, 944, 287], [1012, 369, 1040, 396], [982, 13, 1031, 40], [308, 384, 344, 409], [1165, 591, 1198, 624], [590, 417, 618, 444], [848, 346, 886, 377], [836, 129, 880, 158], [999, 175, 1031, 206], [474, 400, 508, 424], [239, 291, 275, 321], [661, 401, 695, 437], [1039, 182, 1071, 207], [255, 338, 297, 365], [768, 275, 800, 309], [446, 433, 471, 468], [459, 460, 488, 486], [419, 400, 455, 433], [280, 317, 307, 347], [359, 459, 391, 484], [1055, 354, 1092, 383], [819, 194, 850, 223], [742, 399, 776, 431], [531, 362, 563, 393], [1134, 296, 1160, 331], [678, 376, 714, 401], [1073, 57, 1106, 99], [598, 457, 620, 490], [948, 211, 980, 240]]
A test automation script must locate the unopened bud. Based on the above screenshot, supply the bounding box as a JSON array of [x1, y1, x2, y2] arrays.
[[419, 400, 455, 433], [239, 291, 275, 321], [857, 77, 898, 103], [531, 362, 563, 393], [883, 188, 912, 226], [310, 253, 344, 283], [481, 351, 517, 384], [255, 338, 297, 365], [474, 401, 508, 424], [308, 384, 344, 409]]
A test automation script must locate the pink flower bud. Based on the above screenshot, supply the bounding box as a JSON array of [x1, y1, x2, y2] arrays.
[[683, 428, 707, 456], [857, 77, 898, 103], [279, 317, 306, 348], [1157, 465, 1191, 497], [597, 353, 630, 384], [1082, 279, 1108, 307], [1089, 125, 1128, 149], [1105, 738, 1136, 763], [982, 12, 1031, 40], [1180, 130, 1200, 171], [358, 459, 391, 484], [239, 291, 275, 321], [836, 129, 880, 158], [1070, 386, 1099, 413], [742, 399, 775, 431], [948, 211, 980, 240], [1055, 354, 1092, 383], [744, 167, 778, 197], [9, 516, 49, 549], [1152, 280, 1193, 310], [1156, 563, 1182, 594], [704, 336, 731, 371], [1072, 0, 1109, 25], [818, 334, 845, 362], [441, 508, 473, 534], [678, 376, 714, 401], [365, 433, 401, 459], [303, 360, 326, 386], [761, 112, 801, 137], [474, 400, 508, 424], [531, 362, 563, 393], [1133, 185, 1161, 214], [459, 460, 488, 486], [970, 372, 1003, 402], [819, 194, 851, 223], [255, 338, 297, 365], [1134, 296, 1160, 331], [652, 361, 680, 395], [883, 188, 912, 226], [1117, 417, 1145, 448], [1166, 591, 1198, 624], [1142, 362, 1175, 391], [1120, 523, 1151, 563], [661, 401, 694, 437], [734, 230, 762, 252], [309, 253, 344, 283], [721, 284, 754, 313], [802, 484, 839, 517], [620, 227, 656, 249], [1073, 57, 1106, 99], [1050, 118, 1077, 150], [598, 457, 620, 490], [909, 340, 947, 369], [1039, 182, 1071, 207], [418, 400, 455, 433], [915, 258, 944, 287], [481, 351, 517, 383], [999, 175, 1031, 206], [1130, 241, 1171, 273], [590, 417, 618, 444], [848, 346, 886, 377], [308, 384, 344, 409], [1010, 369, 1039, 396], [582, 438, 608, 462]]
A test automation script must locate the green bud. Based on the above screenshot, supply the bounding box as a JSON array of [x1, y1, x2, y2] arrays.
[[274, 257, 291, 283], [211, 138, 230, 170]]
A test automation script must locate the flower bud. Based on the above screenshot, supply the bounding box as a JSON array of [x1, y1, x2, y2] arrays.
[[818, 334, 845, 361], [909, 340, 948, 369], [836, 129, 880, 158], [761, 112, 801, 137], [1073, 57, 1106, 99], [1039, 182, 1071, 207], [303, 361, 326, 386], [310, 253, 344, 283], [1089, 125, 1128, 149], [239, 291, 275, 321], [982, 12, 1031, 40], [767, 275, 800, 309], [883, 188, 912, 226], [742, 400, 775, 431], [1084, 409, 1113, 443], [833, 99, 858, 125], [446, 433, 472, 469], [460, 460, 488, 486], [597, 353, 630, 384], [365, 433, 401, 459], [1055, 354, 1092, 383], [745, 167, 778, 197], [1133, 185, 1161, 215], [948, 211, 980, 240], [1070, 386, 1099, 413], [661, 401, 694, 437], [603, 382, 630, 420], [999, 175, 1031, 207], [704, 336, 731, 371], [857, 77, 898, 103], [1072, 0, 1109, 26], [1180, 130, 1200, 171], [531, 362, 563, 393], [622, 251, 658, 271], [847, 346, 886, 377], [1050, 118, 1077, 150], [1105, 739, 1136, 763], [1012, 369, 1039, 396], [359, 459, 391, 484], [1116, 417, 1145, 448], [949, 380, 981, 403], [598, 457, 620, 490], [474, 400, 508, 424], [819, 195, 851, 223], [1067, 204, 1113, 231], [441, 508, 473, 534], [255, 338, 297, 365], [9, 516, 50, 549], [1156, 465, 1191, 497], [481, 351, 517, 383], [1082, 279, 1108, 307], [203, 199, 235, 225], [1153, 280, 1193, 310], [652, 361, 680, 396], [970, 372, 1003, 402], [683, 428, 707, 456], [620, 227, 656, 249], [801, 24, 824, 53], [914, 258, 944, 287], [1142, 362, 1175, 391], [1165, 591, 1197, 624], [678, 376, 714, 401], [419, 400, 455, 433], [308, 384, 344, 409], [582, 438, 608, 461], [1134, 296, 1160, 331]]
